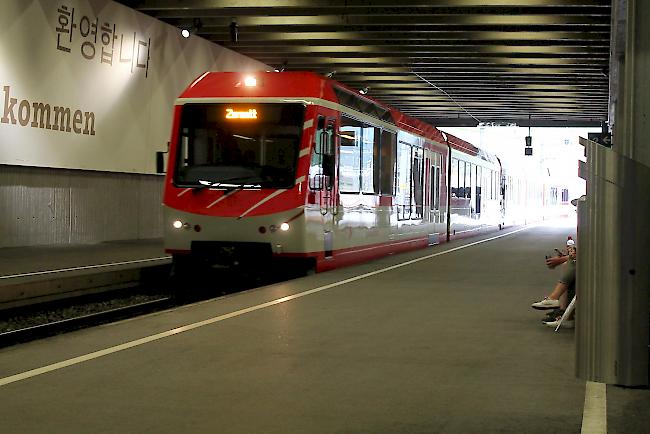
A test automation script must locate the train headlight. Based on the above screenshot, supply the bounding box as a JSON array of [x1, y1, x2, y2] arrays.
[[280, 222, 290, 231], [244, 76, 257, 87], [172, 220, 191, 230]]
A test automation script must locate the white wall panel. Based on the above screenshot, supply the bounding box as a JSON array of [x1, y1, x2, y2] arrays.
[[0, 0, 269, 174]]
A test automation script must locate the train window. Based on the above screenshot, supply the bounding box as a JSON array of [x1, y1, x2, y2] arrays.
[[466, 163, 472, 199], [380, 130, 396, 195], [373, 128, 381, 193], [561, 188, 569, 203], [487, 169, 492, 200], [458, 161, 466, 197], [313, 117, 326, 155], [395, 141, 412, 219], [412, 147, 424, 218], [324, 121, 335, 190], [475, 165, 481, 214], [361, 126, 380, 194], [490, 170, 497, 199], [450, 157, 458, 197], [430, 152, 441, 211], [431, 165, 438, 210], [309, 116, 325, 191], [339, 116, 363, 193]]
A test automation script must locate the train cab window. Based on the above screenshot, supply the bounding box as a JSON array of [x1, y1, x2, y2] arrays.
[[339, 116, 363, 193], [174, 103, 304, 189], [380, 130, 396, 195]]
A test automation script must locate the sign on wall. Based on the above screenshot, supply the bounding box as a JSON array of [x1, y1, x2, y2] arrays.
[[0, 0, 269, 174]]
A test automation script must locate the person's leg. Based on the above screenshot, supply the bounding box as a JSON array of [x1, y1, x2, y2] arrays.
[[548, 261, 575, 300], [532, 263, 572, 309], [559, 291, 568, 310], [531, 283, 566, 309], [549, 281, 569, 300]]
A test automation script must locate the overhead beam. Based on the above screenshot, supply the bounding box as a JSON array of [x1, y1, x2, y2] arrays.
[[124, 0, 611, 9]]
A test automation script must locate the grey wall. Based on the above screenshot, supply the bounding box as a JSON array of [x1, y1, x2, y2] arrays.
[[0, 165, 163, 248]]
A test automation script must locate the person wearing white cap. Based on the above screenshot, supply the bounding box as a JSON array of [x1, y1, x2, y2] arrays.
[[530, 238, 577, 328]]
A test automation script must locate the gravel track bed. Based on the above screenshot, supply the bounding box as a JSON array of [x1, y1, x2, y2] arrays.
[[0, 292, 167, 333]]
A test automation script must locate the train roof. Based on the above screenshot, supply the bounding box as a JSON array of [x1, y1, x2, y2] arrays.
[[179, 71, 495, 159]]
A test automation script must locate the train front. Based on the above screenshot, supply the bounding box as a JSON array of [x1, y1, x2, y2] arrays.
[[162, 72, 319, 271]]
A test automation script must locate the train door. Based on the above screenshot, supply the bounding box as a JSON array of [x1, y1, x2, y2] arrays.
[[429, 152, 441, 223], [422, 150, 430, 220], [310, 115, 337, 257], [475, 165, 482, 215], [412, 147, 424, 219]]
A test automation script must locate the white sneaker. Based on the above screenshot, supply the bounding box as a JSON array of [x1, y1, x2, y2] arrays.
[[543, 319, 575, 329], [531, 297, 560, 310]]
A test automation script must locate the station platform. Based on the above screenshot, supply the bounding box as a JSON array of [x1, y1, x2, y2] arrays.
[[0, 220, 648, 433], [0, 239, 169, 309]]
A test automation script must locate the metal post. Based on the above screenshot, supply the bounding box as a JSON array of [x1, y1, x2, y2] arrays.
[[575, 0, 650, 386]]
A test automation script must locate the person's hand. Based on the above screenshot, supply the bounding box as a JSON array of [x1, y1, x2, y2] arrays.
[[546, 256, 567, 269]]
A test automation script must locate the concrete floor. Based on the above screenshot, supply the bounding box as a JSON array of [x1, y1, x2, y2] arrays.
[[0, 219, 647, 433]]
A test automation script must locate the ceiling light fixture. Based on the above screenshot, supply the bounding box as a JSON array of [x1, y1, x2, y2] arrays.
[[180, 18, 202, 39]]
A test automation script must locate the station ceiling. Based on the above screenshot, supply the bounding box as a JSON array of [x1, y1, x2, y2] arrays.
[[117, 0, 611, 127]]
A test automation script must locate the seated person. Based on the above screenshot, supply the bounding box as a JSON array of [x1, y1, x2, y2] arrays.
[[531, 239, 576, 311]]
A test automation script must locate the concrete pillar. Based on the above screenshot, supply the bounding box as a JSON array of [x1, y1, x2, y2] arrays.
[[575, 0, 650, 386]]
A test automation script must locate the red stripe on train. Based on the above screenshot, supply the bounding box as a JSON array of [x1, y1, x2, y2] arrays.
[[276, 235, 437, 272]]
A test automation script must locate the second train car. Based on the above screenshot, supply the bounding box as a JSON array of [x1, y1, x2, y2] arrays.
[[162, 71, 509, 272]]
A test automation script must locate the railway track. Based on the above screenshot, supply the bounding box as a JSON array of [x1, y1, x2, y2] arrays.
[[0, 266, 307, 348], [0, 292, 176, 348]]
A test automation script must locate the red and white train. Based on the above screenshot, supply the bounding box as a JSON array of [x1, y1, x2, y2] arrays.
[[162, 71, 543, 273]]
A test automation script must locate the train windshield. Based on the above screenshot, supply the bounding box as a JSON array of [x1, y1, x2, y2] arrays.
[[174, 103, 305, 188]]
